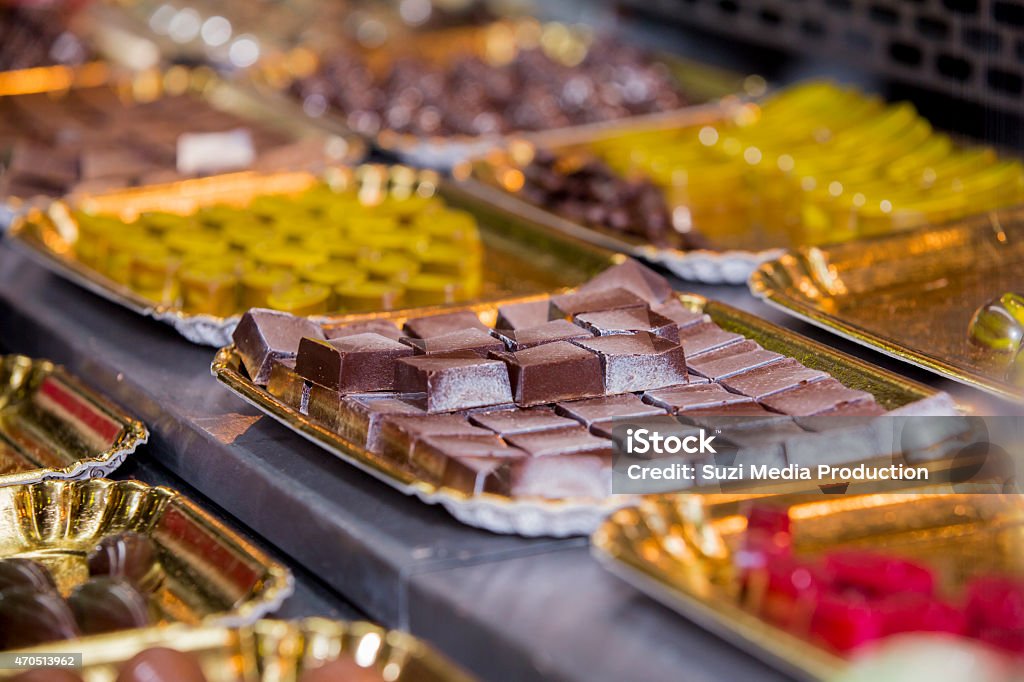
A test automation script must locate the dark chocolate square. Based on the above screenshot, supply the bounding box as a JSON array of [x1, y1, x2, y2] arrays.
[[571, 332, 688, 394], [233, 309, 326, 385], [678, 322, 744, 358], [495, 299, 550, 330], [556, 394, 666, 426], [469, 407, 579, 435], [490, 341, 604, 407], [719, 358, 828, 399], [643, 383, 750, 413], [652, 299, 709, 330], [376, 413, 490, 458], [759, 378, 875, 417], [504, 426, 611, 457], [402, 311, 489, 338], [296, 332, 412, 393], [324, 319, 403, 341], [497, 319, 594, 350], [401, 328, 504, 357], [574, 259, 673, 304], [573, 307, 679, 343], [548, 287, 648, 320], [395, 354, 513, 413], [686, 339, 785, 381]]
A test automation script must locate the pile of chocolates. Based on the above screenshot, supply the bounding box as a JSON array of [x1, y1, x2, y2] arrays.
[[290, 34, 686, 138], [234, 260, 886, 500], [0, 87, 329, 198], [10, 646, 385, 682], [739, 504, 1024, 655], [0, 532, 162, 649], [0, 4, 91, 72], [517, 149, 701, 249], [68, 184, 482, 316]]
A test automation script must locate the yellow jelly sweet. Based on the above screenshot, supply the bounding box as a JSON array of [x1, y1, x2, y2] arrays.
[[266, 283, 330, 316], [165, 231, 231, 259], [140, 211, 195, 234], [300, 261, 367, 288], [251, 244, 328, 270], [129, 244, 180, 303], [240, 267, 294, 308], [360, 252, 421, 283], [404, 274, 468, 307], [334, 281, 404, 312], [178, 259, 239, 316]]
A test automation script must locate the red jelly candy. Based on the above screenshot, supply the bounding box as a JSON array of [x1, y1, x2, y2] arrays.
[[745, 503, 791, 537], [966, 576, 1024, 633], [744, 556, 821, 627], [879, 593, 967, 637], [975, 626, 1024, 655], [810, 593, 884, 653], [823, 551, 934, 598], [740, 504, 793, 566]]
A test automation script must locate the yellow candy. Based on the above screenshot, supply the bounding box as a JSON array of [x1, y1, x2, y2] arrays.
[[266, 283, 330, 316], [178, 259, 239, 316], [360, 253, 421, 282], [240, 267, 294, 308], [334, 281, 403, 312], [300, 261, 367, 288], [404, 274, 467, 307], [129, 244, 179, 303], [165, 231, 230, 259], [251, 244, 328, 270]]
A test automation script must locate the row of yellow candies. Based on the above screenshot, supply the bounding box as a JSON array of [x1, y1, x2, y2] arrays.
[[594, 81, 1024, 246], [70, 185, 483, 316]]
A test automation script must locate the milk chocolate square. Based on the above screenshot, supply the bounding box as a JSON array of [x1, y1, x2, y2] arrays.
[[574, 307, 679, 343], [233, 309, 326, 385], [469, 407, 579, 435], [759, 378, 875, 416], [338, 394, 429, 451], [296, 332, 412, 393], [376, 414, 490, 459], [556, 394, 665, 426], [497, 320, 594, 350], [686, 340, 785, 381], [490, 341, 604, 407], [495, 299, 550, 330], [395, 354, 513, 413], [575, 259, 673, 304], [572, 332, 688, 394], [403, 311, 488, 338], [504, 426, 611, 457], [324, 319, 403, 341], [678, 322, 744, 358], [652, 299, 708, 330], [401, 328, 504, 357], [720, 358, 828, 399], [643, 383, 749, 413], [549, 287, 648, 320], [677, 402, 791, 430], [411, 434, 525, 488]]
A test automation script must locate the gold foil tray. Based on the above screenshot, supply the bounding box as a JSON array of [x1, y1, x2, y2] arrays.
[[749, 206, 1024, 401], [0, 617, 475, 681], [0, 478, 293, 630], [211, 292, 955, 537], [592, 489, 1023, 680], [7, 166, 616, 347], [251, 17, 755, 169], [0, 354, 148, 486]]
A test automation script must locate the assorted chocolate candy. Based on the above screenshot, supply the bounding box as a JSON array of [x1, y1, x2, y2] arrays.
[[0, 87, 333, 199], [739, 503, 1024, 657], [290, 29, 686, 139], [65, 183, 482, 316], [237, 260, 890, 499], [0, 532, 161, 649]]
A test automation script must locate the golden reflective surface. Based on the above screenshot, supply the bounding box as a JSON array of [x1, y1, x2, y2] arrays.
[[751, 206, 1024, 401], [0, 618, 475, 681], [0, 479, 292, 632], [592, 490, 1023, 680], [0, 355, 147, 486]]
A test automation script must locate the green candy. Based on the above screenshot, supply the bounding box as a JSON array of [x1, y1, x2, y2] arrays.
[[968, 293, 1024, 352]]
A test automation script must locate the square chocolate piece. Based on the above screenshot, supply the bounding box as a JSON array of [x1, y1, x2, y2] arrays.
[[441, 456, 517, 495], [504, 426, 611, 458], [411, 434, 525, 487], [324, 319, 403, 341], [401, 328, 504, 357], [491, 341, 604, 407], [266, 358, 309, 413], [556, 394, 666, 426], [376, 413, 490, 458], [548, 287, 649, 320], [296, 332, 412, 393], [677, 401, 792, 430], [495, 299, 550, 330], [575, 259, 673, 304], [396, 354, 513, 413], [686, 340, 785, 381], [643, 383, 750, 413], [571, 332, 688, 394], [469, 407, 579, 435], [573, 307, 679, 343], [759, 378, 875, 416], [233, 309, 326, 385], [508, 453, 611, 499], [652, 299, 708, 330], [678, 322, 744, 358], [334, 393, 426, 450], [497, 319, 594, 350], [403, 311, 489, 338], [719, 358, 828, 399]]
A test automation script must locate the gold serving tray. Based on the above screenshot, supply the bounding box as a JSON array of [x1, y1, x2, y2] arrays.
[[0, 478, 293, 631], [0, 617, 475, 681], [211, 292, 955, 537], [0, 354, 148, 486], [251, 17, 756, 168], [7, 166, 616, 347], [592, 489, 1023, 681], [0, 64, 365, 207], [749, 206, 1024, 401]]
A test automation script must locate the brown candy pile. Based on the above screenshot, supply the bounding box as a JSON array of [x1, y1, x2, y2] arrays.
[[0, 4, 91, 72], [291, 36, 686, 138], [235, 260, 887, 500], [0, 532, 161, 649], [518, 149, 699, 249]]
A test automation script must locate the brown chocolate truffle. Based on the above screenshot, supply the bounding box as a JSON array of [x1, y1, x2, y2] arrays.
[[67, 577, 152, 635], [0, 587, 80, 648], [87, 531, 162, 592], [116, 647, 208, 682], [0, 557, 57, 594]]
